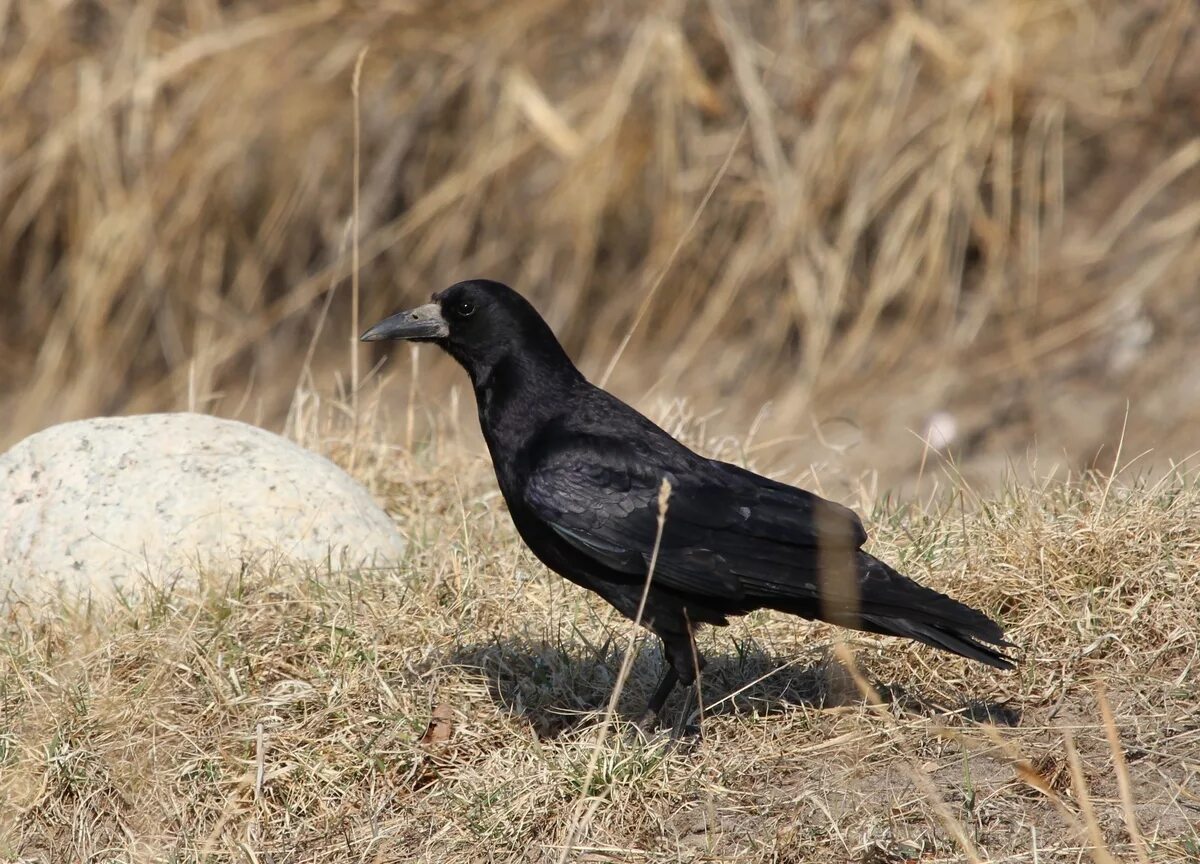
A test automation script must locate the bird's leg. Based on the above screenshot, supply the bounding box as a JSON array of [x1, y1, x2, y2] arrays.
[[670, 682, 700, 740], [670, 661, 707, 740], [637, 667, 679, 729], [671, 616, 705, 740]]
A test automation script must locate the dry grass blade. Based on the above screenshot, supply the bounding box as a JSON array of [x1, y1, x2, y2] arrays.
[[349, 46, 368, 470], [597, 119, 749, 390], [1096, 683, 1151, 864], [1064, 729, 1120, 864]]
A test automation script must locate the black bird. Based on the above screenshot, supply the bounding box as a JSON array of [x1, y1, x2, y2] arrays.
[[362, 280, 1014, 728]]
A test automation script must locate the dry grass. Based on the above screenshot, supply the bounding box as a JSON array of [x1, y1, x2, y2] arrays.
[[2, 0, 1200, 483], [1, 406, 1198, 862]]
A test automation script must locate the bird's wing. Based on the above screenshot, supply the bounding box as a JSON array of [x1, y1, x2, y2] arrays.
[[523, 437, 867, 603]]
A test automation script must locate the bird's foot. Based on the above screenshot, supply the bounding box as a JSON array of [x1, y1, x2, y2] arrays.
[[631, 709, 702, 750], [662, 723, 703, 754], [669, 709, 703, 745], [671, 721, 702, 741], [627, 722, 701, 754]]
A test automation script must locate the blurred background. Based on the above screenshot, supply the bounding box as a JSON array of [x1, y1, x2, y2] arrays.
[[2, 0, 1198, 492]]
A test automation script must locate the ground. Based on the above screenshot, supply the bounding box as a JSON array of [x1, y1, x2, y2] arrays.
[[2, 416, 1197, 863]]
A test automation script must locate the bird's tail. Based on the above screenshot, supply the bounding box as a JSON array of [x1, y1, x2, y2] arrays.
[[783, 550, 1016, 670]]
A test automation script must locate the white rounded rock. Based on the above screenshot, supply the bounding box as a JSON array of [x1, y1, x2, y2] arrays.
[[0, 413, 405, 600]]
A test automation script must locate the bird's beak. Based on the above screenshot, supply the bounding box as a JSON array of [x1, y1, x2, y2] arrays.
[[360, 303, 449, 342]]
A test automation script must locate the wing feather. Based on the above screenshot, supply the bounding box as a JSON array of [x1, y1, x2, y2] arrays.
[[523, 440, 867, 603]]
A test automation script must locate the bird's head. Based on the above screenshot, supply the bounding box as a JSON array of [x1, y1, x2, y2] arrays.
[[360, 279, 575, 385]]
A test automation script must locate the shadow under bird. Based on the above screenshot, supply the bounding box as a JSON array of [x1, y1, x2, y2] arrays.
[[362, 280, 1015, 731]]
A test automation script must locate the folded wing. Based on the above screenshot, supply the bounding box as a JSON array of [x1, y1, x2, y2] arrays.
[[523, 437, 867, 606]]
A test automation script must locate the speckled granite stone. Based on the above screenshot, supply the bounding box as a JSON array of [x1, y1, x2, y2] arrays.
[[0, 413, 406, 599]]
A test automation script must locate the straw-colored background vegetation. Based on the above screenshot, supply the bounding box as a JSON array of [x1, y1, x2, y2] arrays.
[[2, 1, 1199, 862], [4, 0, 1199, 483]]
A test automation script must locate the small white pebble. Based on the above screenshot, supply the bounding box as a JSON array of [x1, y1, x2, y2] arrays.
[[923, 412, 958, 451]]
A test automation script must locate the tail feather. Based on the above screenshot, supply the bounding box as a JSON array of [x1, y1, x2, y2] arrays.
[[855, 552, 1015, 668], [860, 614, 1015, 669], [776, 551, 1016, 669]]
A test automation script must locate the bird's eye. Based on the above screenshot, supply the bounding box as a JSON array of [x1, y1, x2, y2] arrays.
[[457, 301, 476, 318]]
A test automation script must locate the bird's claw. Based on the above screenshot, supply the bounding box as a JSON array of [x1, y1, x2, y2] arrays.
[[626, 720, 701, 753], [671, 721, 702, 741]]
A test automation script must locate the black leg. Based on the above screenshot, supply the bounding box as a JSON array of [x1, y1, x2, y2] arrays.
[[672, 617, 704, 740], [641, 667, 679, 721], [671, 682, 698, 739]]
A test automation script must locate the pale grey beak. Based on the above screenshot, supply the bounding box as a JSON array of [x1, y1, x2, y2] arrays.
[[360, 303, 449, 342]]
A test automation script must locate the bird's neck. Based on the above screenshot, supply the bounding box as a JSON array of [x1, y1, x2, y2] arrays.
[[472, 352, 580, 463]]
